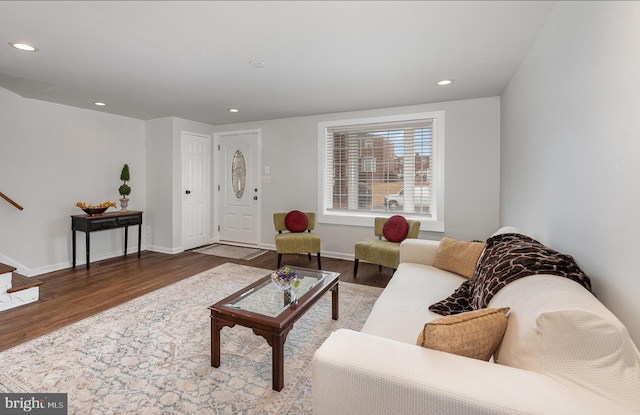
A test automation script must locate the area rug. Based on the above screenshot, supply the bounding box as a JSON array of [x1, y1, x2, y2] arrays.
[[194, 243, 269, 260], [0, 263, 382, 414]]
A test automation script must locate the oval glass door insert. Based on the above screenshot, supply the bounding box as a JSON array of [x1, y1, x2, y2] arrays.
[[231, 150, 247, 199]]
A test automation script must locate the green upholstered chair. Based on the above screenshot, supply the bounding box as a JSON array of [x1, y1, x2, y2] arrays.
[[353, 217, 420, 276], [274, 212, 322, 269]]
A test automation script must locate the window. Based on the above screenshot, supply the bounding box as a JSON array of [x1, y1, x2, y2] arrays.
[[318, 111, 445, 231], [361, 156, 376, 173]]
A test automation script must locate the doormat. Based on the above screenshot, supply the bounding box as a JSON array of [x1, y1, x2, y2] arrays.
[[193, 243, 268, 260]]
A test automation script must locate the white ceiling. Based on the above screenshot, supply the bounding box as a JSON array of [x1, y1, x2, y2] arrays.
[[0, 1, 555, 125]]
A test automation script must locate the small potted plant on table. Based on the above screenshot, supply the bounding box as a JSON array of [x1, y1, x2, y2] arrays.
[[118, 163, 131, 212]]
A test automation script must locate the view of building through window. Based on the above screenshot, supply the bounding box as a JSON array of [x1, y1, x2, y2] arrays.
[[324, 118, 434, 217]]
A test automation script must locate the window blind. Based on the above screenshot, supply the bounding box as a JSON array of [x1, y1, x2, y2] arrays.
[[323, 118, 434, 215]]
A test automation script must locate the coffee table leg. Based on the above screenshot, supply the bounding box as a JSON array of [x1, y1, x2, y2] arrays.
[[211, 317, 221, 368], [272, 334, 284, 391], [331, 282, 339, 320], [257, 328, 291, 392]]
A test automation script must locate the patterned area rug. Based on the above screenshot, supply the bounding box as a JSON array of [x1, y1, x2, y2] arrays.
[[194, 243, 269, 260], [0, 263, 382, 414]]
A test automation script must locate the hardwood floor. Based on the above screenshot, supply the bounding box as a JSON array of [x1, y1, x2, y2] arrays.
[[0, 249, 392, 352]]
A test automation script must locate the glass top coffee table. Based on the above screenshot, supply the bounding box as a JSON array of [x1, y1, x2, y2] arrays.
[[209, 266, 340, 391]]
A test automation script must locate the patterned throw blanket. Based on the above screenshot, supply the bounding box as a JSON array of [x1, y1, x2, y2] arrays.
[[429, 233, 592, 315]]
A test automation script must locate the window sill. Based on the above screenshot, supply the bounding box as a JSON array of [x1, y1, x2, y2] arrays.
[[318, 210, 444, 232]]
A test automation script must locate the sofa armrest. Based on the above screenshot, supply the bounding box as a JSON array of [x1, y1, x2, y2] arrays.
[[312, 329, 626, 415], [399, 238, 440, 266]]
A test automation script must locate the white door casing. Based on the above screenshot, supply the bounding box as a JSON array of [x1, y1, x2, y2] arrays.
[[217, 129, 261, 245], [182, 132, 211, 250]]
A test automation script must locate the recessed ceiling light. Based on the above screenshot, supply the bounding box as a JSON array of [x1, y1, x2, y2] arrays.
[[9, 42, 38, 52], [94, 102, 107, 106], [249, 60, 266, 69], [229, 108, 239, 113], [437, 79, 453, 86]]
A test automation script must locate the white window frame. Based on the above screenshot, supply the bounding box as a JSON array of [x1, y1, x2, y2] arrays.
[[317, 111, 445, 232]]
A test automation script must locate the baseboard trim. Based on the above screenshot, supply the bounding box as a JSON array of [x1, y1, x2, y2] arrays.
[[147, 245, 184, 255], [259, 243, 354, 261]]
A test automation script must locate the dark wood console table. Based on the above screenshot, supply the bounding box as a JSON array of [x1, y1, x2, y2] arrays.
[[71, 211, 143, 270]]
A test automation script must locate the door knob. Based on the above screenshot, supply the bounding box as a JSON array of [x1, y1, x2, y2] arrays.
[[185, 190, 191, 195], [253, 196, 258, 200]]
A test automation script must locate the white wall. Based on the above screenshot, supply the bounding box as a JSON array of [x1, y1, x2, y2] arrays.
[[0, 87, 145, 275], [214, 97, 501, 258], [501, 1, 640, 345], [4, 90, 501, 270], [145, 117, 214, 253], [145, 117, 174, 253], [0, 89, 215, 270]]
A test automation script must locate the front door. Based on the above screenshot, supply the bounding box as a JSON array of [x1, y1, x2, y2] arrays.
[[217, 129, 261, 245], [182, 132, 211, 250]]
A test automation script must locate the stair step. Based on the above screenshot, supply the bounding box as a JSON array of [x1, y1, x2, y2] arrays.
[[0, 263, 16, 275], [7, 273, 42, 293]]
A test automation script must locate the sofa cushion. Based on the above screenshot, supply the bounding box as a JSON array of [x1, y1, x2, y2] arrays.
[[361, 262, 467, 344], [489, 275, 640, 411], [417, 307, 509, 361], [433, 237, 485, 278], [382, 215, 409, 242], [284, 210, 308, 232], [429, 233, 592, 315]]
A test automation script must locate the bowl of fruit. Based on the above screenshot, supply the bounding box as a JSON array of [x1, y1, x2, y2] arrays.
[[75, 201, 117, 216]]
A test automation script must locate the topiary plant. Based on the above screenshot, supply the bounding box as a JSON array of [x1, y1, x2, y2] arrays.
[[118, 164, 131, 197]]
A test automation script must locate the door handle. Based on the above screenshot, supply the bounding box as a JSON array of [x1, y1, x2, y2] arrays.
[[186, 190, 191, 195], [253, 196, 258, 200]]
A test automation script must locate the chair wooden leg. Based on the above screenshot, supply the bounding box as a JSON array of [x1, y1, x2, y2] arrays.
[[354, 259, 359, 277], [277, 253, 282, 269], [317, 253, 322, 270]]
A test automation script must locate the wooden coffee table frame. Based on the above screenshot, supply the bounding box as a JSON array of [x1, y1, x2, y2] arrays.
[[209, 268, 339, 391]]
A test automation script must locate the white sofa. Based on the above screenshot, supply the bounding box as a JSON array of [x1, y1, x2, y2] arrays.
[[312, 230, 640, 415]]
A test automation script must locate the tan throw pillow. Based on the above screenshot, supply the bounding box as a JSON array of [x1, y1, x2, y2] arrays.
[[433, 237, 486, 278], [417, 307, 510, 361]]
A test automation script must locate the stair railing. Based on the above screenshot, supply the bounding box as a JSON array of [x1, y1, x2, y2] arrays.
[[0, 192, 23, 210]]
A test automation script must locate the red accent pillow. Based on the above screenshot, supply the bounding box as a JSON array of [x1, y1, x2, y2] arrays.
[[285, 210, 308, 233], [383, 215, 410, 242]]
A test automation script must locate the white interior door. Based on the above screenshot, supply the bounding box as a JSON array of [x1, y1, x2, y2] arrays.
[[182, 132, 211, 250], [218, 130, 260, 245]]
